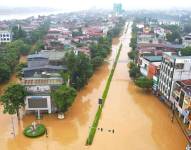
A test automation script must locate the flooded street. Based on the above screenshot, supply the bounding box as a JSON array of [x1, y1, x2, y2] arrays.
[[0, 37, 118, 149], [0, 23, 187, 150], [90, 23, 187, 150]]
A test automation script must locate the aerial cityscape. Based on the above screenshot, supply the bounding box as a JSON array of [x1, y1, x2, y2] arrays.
[[1, 0, 191, 150]]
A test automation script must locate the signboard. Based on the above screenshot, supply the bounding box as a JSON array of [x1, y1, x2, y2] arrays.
[[28, 98, 48, 108], [98, 98, 103, 105]]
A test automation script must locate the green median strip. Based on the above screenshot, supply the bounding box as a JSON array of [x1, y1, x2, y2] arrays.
[[86, 43, 123, 145]]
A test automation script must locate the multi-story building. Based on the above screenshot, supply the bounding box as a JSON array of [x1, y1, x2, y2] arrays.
[[22, 52, 66, 114], [137, 33, 157, 44], [0, 30, 12, 43], [139, 55, 162, 78], [182, 33, 191, 48], [158, 52, 191, 106], [113, 3, 122, 15], [171, 80, 191, 122]]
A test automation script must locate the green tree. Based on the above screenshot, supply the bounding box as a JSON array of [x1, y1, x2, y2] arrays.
[[129, 63, 141, 79], [64, 52, 93, 89], [30, 40, 44, 54], [6, 39, 31, 55], [0, 63, 11, 82], [128, 50, 137, 61], [0, 84, 27, 120], [60, 71, 70, 86], [29, 21, 50, 44], [15, 63, 27, 79], [166, 31, 181, 44], [12, 26, 27, 40], [183, 24, 191, 34], [181, 47, 191, 56], [91, 56, 104, 70], [135, 76, 153, 90], [51, 85, 77, 113]]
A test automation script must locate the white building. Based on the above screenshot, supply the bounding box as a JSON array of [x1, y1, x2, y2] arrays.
[[0, 30, 12, 43], [25, 86, 52, 113], [158, 52, 191, 106], [171, 80, 191, 121], [182, 33, 191, 48], [139, 56, 162, 77], [137, 33, 157, 44]]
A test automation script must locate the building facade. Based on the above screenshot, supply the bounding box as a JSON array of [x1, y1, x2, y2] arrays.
[[22, 52, 66, 114], [0, 30, 12, 43], [158, 53, 191, 105], [182, 33, 191, 48], [171, 80, 191, 125]]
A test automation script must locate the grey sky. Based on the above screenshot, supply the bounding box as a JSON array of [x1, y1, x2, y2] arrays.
[[1, 0, 191, 10]]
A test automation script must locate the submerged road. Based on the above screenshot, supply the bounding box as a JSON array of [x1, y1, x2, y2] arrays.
[[90, 22, 187, 150], [0, 22, 187, 150]]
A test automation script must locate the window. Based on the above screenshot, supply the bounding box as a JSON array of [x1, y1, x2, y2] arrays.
[[179, 91, 185, 108], [175, 63, 184, 69]]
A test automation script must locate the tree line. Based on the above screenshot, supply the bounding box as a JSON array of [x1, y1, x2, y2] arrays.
[[128, 22, 153, 90], [0, 20, 50, 83], [0, 18, 125, 119]]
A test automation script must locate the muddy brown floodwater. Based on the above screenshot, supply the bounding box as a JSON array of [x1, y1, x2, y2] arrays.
[[0, 34, 119, 149], [90, 22, 187, 150], [0, 23, 187, 150]]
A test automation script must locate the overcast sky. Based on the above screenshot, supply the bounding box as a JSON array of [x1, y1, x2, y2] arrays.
[[1, 0, 191, 10]]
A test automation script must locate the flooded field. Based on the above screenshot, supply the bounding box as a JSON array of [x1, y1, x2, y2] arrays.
[[0, 23, 187, 150]]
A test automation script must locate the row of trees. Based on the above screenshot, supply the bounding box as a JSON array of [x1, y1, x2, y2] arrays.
[[63, 52, 93, 90], [51, 21, 125, 114], [0, 21, 50, 83], [0, 83, 77, 119], [181, 47, 191, 56], [49, 22, 126, 113], [0, 19, 125, 119], [0, 40, 31, 83], [90, 36, 112, 70], [128, 22, 138, 62], [161, 24, 182, 44], [62, 19, 125, 90], [12, 20, 50, 45], [128, 22, 153, 90], [107, 17, 126, 38], [129, 62, 153, 90]]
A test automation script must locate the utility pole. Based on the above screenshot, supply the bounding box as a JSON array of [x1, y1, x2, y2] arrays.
[[11, 116, 15, 137]]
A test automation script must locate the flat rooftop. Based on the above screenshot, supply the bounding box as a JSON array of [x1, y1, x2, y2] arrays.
[[39, 50, 66, 61], [143, 56, 162, 62]]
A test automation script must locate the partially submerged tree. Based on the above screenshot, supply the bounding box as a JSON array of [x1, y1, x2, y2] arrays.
[[0, 84, 27, 120], [128, 50, 137, 61], [0, 63, 11, 82], [64, 52, 93, 89], [51, 85, 77, 113], [135, 76, 153, 90], [15, 62, 27, 79], [129, 62, 141, 79], [181, 47, 191, 56]]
